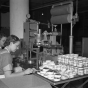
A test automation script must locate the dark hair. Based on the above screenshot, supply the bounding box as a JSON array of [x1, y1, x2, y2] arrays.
[[0, 33, 7, 40], [4, 35, 20, 47]]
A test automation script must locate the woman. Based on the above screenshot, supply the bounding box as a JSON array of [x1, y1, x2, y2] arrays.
[[0, 35, 34, 78], [0, 33, 7, 49]]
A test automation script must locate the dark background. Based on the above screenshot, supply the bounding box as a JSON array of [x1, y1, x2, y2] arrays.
[[1, 0, 88, 54]]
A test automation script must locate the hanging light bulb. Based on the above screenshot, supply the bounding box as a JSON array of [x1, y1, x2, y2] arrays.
[[42, 13, 44, 15]]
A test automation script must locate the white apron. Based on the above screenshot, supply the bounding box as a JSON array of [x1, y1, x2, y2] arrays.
[[0, 49, 9, 79]]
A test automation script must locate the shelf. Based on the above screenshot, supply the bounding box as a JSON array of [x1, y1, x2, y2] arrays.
[[29, 29, 37, 32]]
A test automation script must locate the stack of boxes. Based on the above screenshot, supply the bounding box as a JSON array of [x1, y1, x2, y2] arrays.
[[57, 54, 88, 76]]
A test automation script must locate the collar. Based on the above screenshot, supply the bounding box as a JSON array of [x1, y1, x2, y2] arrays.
[[5, 47, 10, 53]]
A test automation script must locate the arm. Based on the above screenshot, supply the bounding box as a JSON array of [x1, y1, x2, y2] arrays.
[[3, 64, 33, 78], [2, 53, 33, 78]]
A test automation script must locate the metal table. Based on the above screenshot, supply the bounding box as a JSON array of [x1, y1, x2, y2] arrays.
[[0, 75, 52, 88], [34, 73, 88, 88]]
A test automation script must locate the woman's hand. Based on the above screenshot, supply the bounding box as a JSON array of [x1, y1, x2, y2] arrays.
[[32, 68, 37, 73], [24, 68, 33, 75]]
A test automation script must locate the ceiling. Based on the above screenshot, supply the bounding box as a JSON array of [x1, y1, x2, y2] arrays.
[[1, 0, 88, 13]]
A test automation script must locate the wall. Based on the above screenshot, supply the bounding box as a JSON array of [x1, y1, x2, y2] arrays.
[[1, 12, 10, 36], [1, 12, 10, 27]]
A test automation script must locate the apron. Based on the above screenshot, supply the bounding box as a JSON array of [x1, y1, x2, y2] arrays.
[[0, 49, 9, 79]]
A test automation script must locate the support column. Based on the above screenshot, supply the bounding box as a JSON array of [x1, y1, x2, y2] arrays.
[[10, 0, 29, 38]]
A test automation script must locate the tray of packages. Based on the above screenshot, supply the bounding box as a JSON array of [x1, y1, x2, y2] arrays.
[[36, 54, 88, 85], [35, 71, 88, 85]]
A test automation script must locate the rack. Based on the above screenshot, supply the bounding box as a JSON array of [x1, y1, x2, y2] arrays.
[[23, 21, 40, 69]]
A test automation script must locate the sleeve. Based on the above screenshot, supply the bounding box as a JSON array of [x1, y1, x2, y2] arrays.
[[2, 53, 12, 71]]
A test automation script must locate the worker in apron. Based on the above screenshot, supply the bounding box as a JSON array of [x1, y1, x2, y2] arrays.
[[0, 35, 36, 79]]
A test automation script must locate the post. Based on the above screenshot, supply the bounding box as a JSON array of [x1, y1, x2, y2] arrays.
[[69, 21, 73, 54]]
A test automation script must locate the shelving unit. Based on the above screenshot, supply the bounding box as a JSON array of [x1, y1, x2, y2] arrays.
[[23, 21, 40, 68]]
